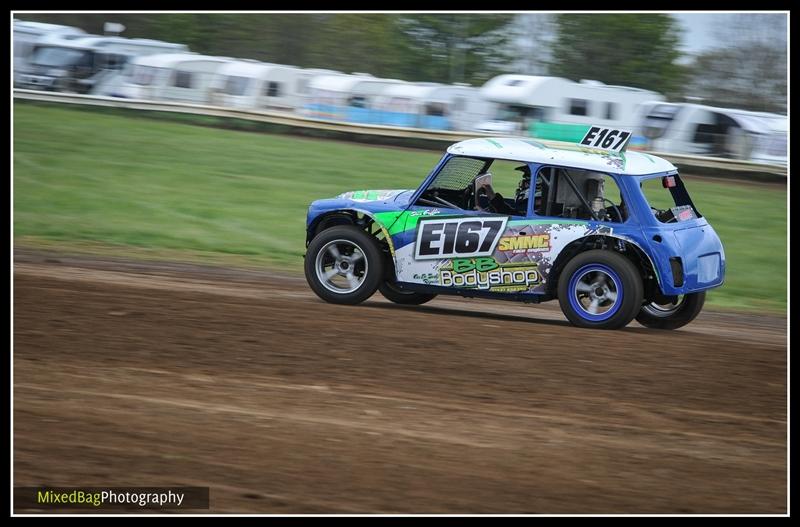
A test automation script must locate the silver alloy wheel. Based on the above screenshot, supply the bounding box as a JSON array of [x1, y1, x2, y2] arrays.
[[315, 239, 368, 294], [574, 269, 619, 316], [641, 295, 686, 317]]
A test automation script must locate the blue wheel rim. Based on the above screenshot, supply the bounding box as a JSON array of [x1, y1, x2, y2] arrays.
[[567, 263, 623, 322]]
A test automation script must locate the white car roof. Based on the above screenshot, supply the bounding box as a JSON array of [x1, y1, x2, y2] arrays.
[[447, 137, 676, 175]]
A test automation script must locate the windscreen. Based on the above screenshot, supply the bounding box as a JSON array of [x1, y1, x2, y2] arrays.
[[642, 104, 682, 140], [32, 46, 90, 68], [415, 156, 487, 210], [223, 76, 251, 96]]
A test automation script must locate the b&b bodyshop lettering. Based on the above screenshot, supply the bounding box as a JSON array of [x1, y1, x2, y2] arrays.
[[439, 263, 541, 292]]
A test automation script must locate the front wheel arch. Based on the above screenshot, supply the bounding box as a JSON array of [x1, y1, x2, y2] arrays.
[[304, 225, 385, 305], [307, 209, 399, 280]]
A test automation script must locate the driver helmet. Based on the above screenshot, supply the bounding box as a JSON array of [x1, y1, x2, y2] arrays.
[[514, 165, 532, 202]]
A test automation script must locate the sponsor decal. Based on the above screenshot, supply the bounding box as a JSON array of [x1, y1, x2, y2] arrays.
[[584, 225, 613, 236], [339, 190, 405, 202], [600, 151, 626, 171], [439, 257, 541, 292], [412, 272, 439, 285], [414, 216, 508, 261], [409, 209, 442, 217], [497, 233, 551, 254]]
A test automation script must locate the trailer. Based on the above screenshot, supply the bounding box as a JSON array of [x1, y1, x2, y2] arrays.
[[209, 61, 339, 112], [372, 82, 493, 131], [303, 73, 407, 123], [474, 75, 664, 141], [15, 33, 188, 94], [101, 53, 235, 104], [634, 102, 787, 164]]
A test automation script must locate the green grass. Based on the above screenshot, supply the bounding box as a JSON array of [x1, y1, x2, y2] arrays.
[[14, 103, 787, 312]]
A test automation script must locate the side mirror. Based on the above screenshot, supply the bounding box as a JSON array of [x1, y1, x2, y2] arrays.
[[473, 173, 493, 210], [474, 173, 493, 196]]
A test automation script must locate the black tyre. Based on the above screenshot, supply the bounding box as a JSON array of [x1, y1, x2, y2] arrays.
[[635, 292, 705, 330], [379, 281, 437, 305], [304, 225, 383, 305], [557, 250, 644, 330]]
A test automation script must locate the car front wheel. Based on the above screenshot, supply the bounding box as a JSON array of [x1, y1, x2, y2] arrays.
[[304, 225, 383, 305]]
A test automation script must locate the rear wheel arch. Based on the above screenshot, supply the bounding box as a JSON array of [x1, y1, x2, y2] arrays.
[[556, 249, 644, 329], [547, 235, 658, 299]]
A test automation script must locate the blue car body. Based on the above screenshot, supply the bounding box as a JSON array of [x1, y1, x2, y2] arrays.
[[306, 137, 725, 316]]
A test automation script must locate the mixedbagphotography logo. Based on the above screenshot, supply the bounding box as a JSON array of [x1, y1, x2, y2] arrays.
[[14, 487, 210, 511]]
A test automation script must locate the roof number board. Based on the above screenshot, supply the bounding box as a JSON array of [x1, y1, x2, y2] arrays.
[[579, 126, 632, 153]]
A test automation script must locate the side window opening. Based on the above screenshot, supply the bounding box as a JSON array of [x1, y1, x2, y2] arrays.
[[642, 104, 682, 139], [173, 70, 193, 89], [640, 174, 702, 223], [534, 167, 627, 223], [415, 157, 532, 217], [348, 95, 367, 108], [425, 102, 446, 117], [265, 81, 281, 97], [568, 99, 588, 116]]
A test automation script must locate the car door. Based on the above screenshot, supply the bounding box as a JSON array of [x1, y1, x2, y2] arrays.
[[393, 157, 541, 294]]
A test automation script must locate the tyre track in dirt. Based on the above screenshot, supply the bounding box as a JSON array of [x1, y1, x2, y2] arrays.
[[13, 250, 787, 513]]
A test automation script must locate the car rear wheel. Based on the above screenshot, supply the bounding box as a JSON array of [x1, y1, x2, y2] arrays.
[[305, 226, 383, 305], [557, 250, 643, 330], [635, 292, 705, 330], [379, 281, 437, 305]]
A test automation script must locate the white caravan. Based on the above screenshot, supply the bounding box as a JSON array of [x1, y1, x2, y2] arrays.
[[374, 82, 493, 131], [303, 73, 406, 121], [15, 33, 188, 94], [210, 61, 338, 111], [634, 102, 787, 164], [475, 74, 664, 138], [105, 53, 235, 104]]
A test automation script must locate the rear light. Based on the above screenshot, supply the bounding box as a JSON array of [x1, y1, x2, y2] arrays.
[[669, 257, 684, 287], [662, 175, 676, 188]]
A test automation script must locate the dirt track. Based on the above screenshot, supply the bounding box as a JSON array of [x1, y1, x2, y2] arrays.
[[13, 249, 787, 514]]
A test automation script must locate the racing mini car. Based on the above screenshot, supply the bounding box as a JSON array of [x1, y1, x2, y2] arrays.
[[304, 127, 725, 330]]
